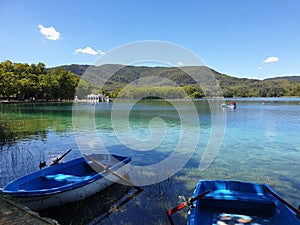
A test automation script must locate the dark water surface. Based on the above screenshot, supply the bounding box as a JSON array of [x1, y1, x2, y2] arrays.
[[0, 98, 299, 224]]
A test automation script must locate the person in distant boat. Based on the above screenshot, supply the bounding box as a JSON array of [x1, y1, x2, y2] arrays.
[[229, 101, 236, 108], [229, 101, 234, 105]]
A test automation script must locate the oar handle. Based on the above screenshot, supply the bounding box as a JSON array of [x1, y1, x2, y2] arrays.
[[166, 190, 211, 225], [167, 190, 211, 216], [264, 186, 300, 218], [167, 202, 187, 216]]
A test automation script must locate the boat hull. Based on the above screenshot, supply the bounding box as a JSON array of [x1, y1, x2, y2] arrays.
[[187, 180, 300, 225], [221, 103, 236, 109], [2, 154, 131, 211]]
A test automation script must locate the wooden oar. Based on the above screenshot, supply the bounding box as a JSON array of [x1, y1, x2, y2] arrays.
[[264, 186, 300, 218], [83, 154, 142, 191], [166, 190, 211, 225], [50, 149, 72, 166]]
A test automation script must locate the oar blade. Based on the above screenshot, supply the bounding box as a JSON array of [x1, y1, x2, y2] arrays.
[[83, 154, 142, 191]]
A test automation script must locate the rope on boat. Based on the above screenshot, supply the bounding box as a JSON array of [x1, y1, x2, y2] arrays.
[[166, 190, 211, 225]]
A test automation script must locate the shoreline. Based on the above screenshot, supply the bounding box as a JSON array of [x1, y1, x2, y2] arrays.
[[1, 96, 300, 105], [0, 99, 74, 104]]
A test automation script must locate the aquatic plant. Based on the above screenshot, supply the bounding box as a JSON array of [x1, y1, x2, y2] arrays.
[[0, 117, 15, 146]]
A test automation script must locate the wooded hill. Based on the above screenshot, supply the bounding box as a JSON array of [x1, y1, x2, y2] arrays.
[[265, 76, 300, 82], [52, 64, 300, 98], [1, 60, 299, 101]]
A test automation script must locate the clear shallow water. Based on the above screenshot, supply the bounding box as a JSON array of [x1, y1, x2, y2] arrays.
[[0, 98, 300, 224]]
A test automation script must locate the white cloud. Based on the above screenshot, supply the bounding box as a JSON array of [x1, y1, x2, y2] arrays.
[[263, 56, 279, 63], [75, 47, 106, 55], [97, 49, 106, 55], [177, 61, 186, 67], [258, 66, 263, 70], [38, 24, 61, 41]]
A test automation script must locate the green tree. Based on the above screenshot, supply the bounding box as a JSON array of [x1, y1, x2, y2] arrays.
[[48, 67, 79, 100]]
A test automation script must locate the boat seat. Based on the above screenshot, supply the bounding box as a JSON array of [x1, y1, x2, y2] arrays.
[[43, 174, 92, 183], [203, 190, 273, 205], [200, 190, 273, 210]]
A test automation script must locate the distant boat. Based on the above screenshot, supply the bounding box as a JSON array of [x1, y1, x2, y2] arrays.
[[221, 101, 236, 109], [1, 154, 131, 211], [186, 180, 300, 225]]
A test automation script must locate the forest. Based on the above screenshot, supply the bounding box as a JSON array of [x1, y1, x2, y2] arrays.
[[0, 60, 79, 101]]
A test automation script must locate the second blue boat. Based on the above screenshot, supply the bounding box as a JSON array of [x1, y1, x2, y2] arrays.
[[187, 180, 300, 225]]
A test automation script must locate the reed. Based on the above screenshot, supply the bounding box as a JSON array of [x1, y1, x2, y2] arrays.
[[0, 116, 15, 146]]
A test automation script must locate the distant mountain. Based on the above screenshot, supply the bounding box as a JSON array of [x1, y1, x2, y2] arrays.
[[265, 76, 300, 82], [48, 64, 220, 87], [48, 64, 300, 97], [46, 64, 90, 76]]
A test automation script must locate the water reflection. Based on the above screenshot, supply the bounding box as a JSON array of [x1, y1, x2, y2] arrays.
[[38, 183, 134, 225], [0, 103, 74, 143], [214, 213, 272, 225]]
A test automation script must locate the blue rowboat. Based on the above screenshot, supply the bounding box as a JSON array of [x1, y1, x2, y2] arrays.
[[1, 154, 131, 211], [187, 180, 300, 225]]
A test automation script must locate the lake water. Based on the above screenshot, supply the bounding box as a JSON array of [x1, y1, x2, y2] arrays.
[[0, 98, 300, 224]]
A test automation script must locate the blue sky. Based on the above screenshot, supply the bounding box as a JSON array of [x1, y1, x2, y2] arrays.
[[1, 0, 300, 79]]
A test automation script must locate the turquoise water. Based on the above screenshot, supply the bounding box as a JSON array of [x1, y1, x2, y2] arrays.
[[0, 98, 300, 224]]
